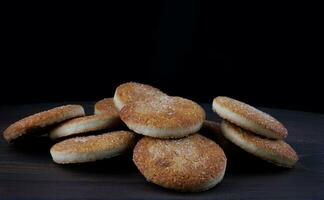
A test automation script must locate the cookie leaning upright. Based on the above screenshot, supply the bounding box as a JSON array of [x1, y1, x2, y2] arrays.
[[3, 105, 85, 143], [213, 96, 287, 139], [120, 96, 205, 138], [220, 121, 298, 168], [50, 131, 136, 164], [113, 82, 166, 110], [133, 134, 227, 192]]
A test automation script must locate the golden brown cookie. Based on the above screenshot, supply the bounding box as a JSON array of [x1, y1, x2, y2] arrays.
[[3, 105, 85, 142], [113, 82, 166, 110], [133, 134, 227, 192], [50, 131, 136, 164], [94, 98, 119, 116], [213, 96, 287, 139], [220, 120, 298, 168], [49, 114, 120, 140], [120, 96, 205, 138]]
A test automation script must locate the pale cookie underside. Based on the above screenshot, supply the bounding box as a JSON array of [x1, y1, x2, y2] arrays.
[[49, 114, 120, 139]]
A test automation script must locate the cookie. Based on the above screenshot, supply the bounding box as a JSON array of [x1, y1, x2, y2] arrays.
[[113, 82, 166, 110], [133, 134, 227, 192], [94, 98, 119, 116], [220, 120, 298, 168], [49, 114, 120, 140], [3, 105, 85, 142], [50, 131, 136, 164], [120, 96, 205, 138], [213, 96, 287, 139]]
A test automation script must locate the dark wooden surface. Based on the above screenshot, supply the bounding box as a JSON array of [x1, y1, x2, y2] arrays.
[[0, 102, 323, 200]]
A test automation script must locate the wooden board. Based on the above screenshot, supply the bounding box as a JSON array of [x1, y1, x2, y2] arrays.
[[0, 102, 323, 200]]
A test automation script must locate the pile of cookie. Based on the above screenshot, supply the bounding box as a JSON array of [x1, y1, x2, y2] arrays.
[[2, 82, 298, 192]]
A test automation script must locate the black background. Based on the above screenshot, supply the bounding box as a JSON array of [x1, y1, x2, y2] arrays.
[[2, 1, 322, 113]]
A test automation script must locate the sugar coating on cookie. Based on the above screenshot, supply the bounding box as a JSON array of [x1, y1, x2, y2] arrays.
[[94, 98, 119, 116], [114, 82, 166, 110], [133, 134, 227, 192], [3, 105, 85, 142], [220, 120, 298, 168], [50, 131, 136, 164], [49, 114, 120, 140], [120, 96, 205, 138], [213, 96, 287, 139]]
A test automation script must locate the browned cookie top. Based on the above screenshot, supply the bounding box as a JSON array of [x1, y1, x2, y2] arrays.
[[133, 134, 227, 191], [51, 131, 136, 153], [213, 96, 287, 139], [3, 105, 85, 142], [120, 96, 205, 129], [114, 82, 166, 110], [221, 121, 298, 167], [94, 98, 119, 116]]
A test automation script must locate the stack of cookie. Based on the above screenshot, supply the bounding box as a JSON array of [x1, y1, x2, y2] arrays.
[[212, 96, 299, 168], [115, 82, 227, 192], [3, 102, 137, 164], [1, 82, 298, 193]]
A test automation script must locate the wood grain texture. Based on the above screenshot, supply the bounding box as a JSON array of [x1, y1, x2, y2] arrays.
[[0, 102, 323, 200]]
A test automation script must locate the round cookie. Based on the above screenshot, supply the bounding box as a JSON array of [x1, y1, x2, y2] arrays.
[[133, 134, 227, 192], [3, 105, 85, 143], [220, 120, 298, 168], [213, 96, 287, 139], [94, 98, 119, 116], [114, 82, 166, 111], [120, 96, 205, 138], [49, 114, 120, 140], [50, 131, 136, 164]]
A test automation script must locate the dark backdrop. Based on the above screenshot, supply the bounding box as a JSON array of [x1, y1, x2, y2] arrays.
[[2, 1, 322, 113]]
